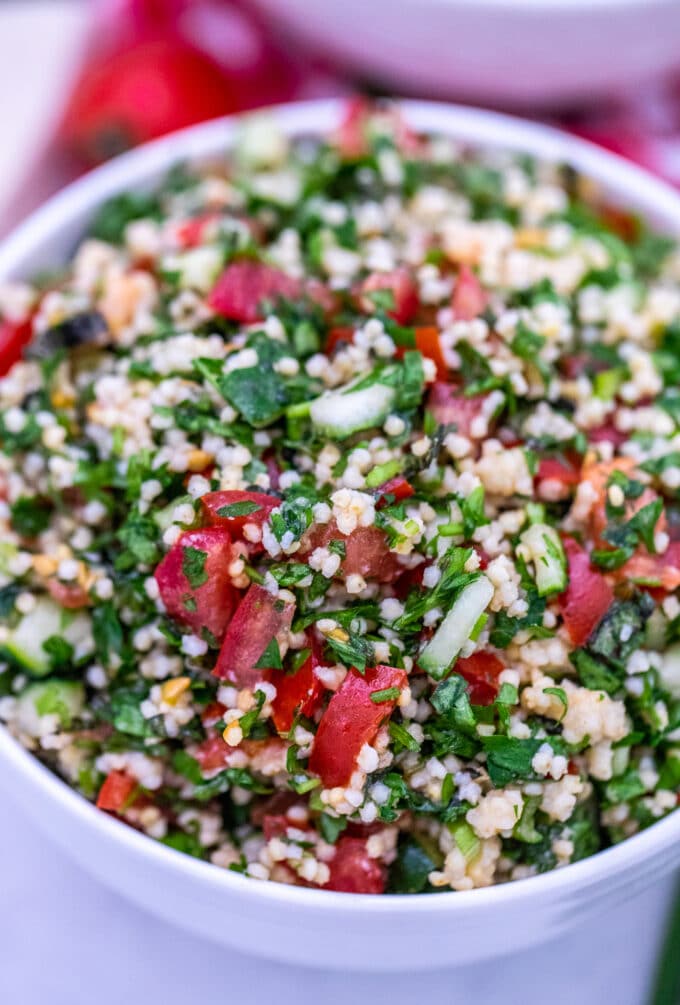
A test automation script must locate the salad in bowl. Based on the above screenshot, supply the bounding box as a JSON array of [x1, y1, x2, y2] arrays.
[[1, 99, 680, 901]]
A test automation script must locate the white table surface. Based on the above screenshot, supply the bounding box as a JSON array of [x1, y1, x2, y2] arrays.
[[0, 4, 676, 1002], [0, 782, 674, 1005]]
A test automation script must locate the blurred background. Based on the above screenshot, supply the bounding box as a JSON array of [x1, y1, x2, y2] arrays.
[[5, 0, 680, 236], [3, 1, 680, 1003]]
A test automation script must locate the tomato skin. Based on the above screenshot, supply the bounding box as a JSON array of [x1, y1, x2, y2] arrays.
[[213, 584, 295, 686], [302, 520, 403, 583], [309, 664, 407, 788], [455, 652, 504, 705], [60, 39, 240, 164], [452, 266, 486, 321], [45, 579, 91, 610], [325, 326, 355, 355], [359, 268, 419, 325], [376, 476, 415, 507], [0, 317, 33, 375], [618, 540, 680, 592], [427, 382, 488, 437], [175, 212, 220, 249], [536, 457, 581, 486], [588, 423, 628, 448], [335, 98, 420, 159], [96, 770, 138, 812], [201, 490, 279, 536], [154, 527, 237, 642], [208, 260, 300, 324], [558, 536, 614, 646], [271, 641, 325, 734], [412, 326, 447, 379], [193, 735, 231, 773], [325, 836, 385, 894]]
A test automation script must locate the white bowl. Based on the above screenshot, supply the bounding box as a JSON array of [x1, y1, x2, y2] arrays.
[[252, 0, 680, 107], [1, 99, 680, 972]]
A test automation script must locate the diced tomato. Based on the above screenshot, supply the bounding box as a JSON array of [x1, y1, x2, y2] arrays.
[[455, 652, 504, 705], [334, 97, 420, 159], [176, 212, 220, 249], [305, 279, 338, 317], [96, 770, 138, 812], [427, 382, 489, 437], [588, 423, 628, 448], [0, 316, 33, 374], [536, 455, 582, 500], [309, 664, 407, 788], [359, 268, 419, 325], [376, 476, 415, 508], [250, 791, 302, 828], [412, 326, 447, 379], [582, 456, 666, 545], [214, 583, 295, 685], [617, 540, 680, 592], [154, 527, 237, 642], [200, 701, 226, 727], [193, 735, 232, 773], [302, 520, 403, 583], [536, 456, 581, 486], [452, 265, 486, 321], [325, 326, 355, 354], [558, 537, 614, 646], [325, 836, 385, 894], [393, 562, 426, 601], [45, 578, 91, 609], [559, 353, 589, 379], [201, 490, 279, 537], [208, 260, 300, 324], [262, 451, 281, 492], [271, 642, 325, 734]]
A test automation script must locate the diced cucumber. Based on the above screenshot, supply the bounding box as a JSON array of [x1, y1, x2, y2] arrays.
[[659, 642, 680, 700], [153, 494, 194, 532], [449, 819, 481, 862], [309, 383, 395, 439], [16, 679, 85, 737], [419, 575, 494, 680], [518, 522, 567, 597], [0, 597, 92, 677], [162, 246, 224, 293]]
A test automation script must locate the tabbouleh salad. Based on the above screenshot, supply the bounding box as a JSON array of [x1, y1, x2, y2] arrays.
[[2, 101, 680, 894]]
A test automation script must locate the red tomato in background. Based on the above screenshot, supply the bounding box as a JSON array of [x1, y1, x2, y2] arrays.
[[455, 651, 504, 706], [309, 664, 407, 788], [213, 583, 295, 686], [57, 0, 302, 166], [558, 537, 613, 646], [154, 527, 237, 642], [60, 39, 240, 163]]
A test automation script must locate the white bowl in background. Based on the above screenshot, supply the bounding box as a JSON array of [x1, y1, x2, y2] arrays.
[[252, 0, 680, 107], [1, 99, 680, 971]]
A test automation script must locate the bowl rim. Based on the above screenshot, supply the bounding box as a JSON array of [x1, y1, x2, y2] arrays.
[[2, 96, 680, 916]]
